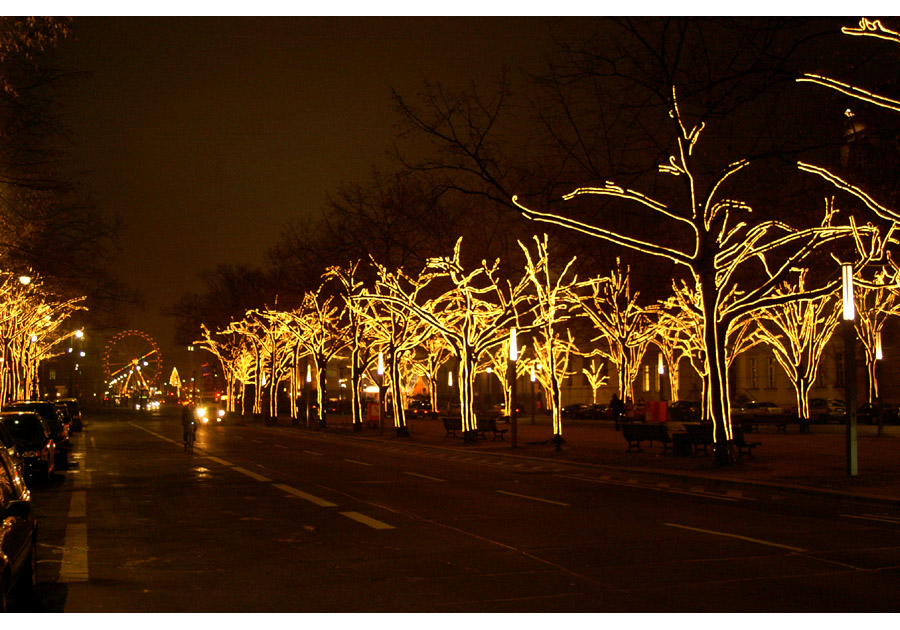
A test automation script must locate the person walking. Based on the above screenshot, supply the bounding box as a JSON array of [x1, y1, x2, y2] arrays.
[[610, 393, 625, 431]]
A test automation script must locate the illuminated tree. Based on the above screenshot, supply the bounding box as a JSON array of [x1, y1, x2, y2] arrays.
[[417, 334, 454, 414], [520, 234, 580, 442], [478, 335, 528, 415], [515, 90, 886, 464], [345, 264, 427, 436], [582, 355, 608, 404], [287, 285, 350, 427], [361, 238, 533, 440], [325, 262, 379, 431], [758, 272, 843, 421], [852, 263, 900, 403], [576, 259, 653, 404]]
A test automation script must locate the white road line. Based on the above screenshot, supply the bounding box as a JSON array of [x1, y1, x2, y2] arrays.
[[274, 444, 289, 449], [272, 483, 337, 507], [404, 472, 445, 482], [204, 455, 232, 466], [665, 523, 808, 552], [303, 450, 323, 456], [233, 467, 271, 482], [341, 511, 394, 530], [59, 523, 89, 582], [68, 490, 86, 519], [496, 490, 570, 506], [841, 513, 900, 525], [344, 459, 372, 466]]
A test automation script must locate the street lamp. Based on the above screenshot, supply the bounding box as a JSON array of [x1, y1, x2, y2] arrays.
[[876, 330, 884, 437], [657, 353, 665, 401], [377, 352, 385, 434], [508, 328, 518, 448], [530, 363, 536, 426], [842, 263, 858, 477], [305, 362, 313, 429]]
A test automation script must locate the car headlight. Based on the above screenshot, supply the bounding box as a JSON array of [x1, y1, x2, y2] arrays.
[[196, 407, 207, 419], [217, 409, 225, 417]]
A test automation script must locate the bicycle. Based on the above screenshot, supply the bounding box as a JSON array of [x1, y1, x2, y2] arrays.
[[184, 421, 196, 454]]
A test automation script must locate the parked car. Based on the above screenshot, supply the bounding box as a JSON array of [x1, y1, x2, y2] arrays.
[[56, 398, 83, 432], [668, 400, 701, 422], [0, 412, 55, 483], [6, 401, 68, 467], [577, 404, 608, 420], [0, 444, 38, 611], [562, 404, 588, 419], [732, 401, 783, 417], [809, 398, 846, 423], [857, 403, 900, 425], [0, 419, 25, 479]]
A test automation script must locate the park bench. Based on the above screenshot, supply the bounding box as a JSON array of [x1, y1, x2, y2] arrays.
[[733, 427, 762, 459], [684, 422, 714, 456], [476, 417, 509, 441], [622, 422, 672, 453], [442, 415, 463, 438], [744, 414, 790, 433]]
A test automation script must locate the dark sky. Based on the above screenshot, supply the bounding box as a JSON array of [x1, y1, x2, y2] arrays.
[[57, 16, 564, 375]]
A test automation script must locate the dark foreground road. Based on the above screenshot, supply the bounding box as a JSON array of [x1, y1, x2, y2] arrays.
[[16, 408, 900, 612]]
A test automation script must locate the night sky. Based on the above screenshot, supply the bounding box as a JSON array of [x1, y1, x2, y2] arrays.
[[57, 16, 561, 372]]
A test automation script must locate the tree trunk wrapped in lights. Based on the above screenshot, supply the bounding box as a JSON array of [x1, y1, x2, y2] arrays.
[[514, 88, 889, 465], [576, 258, 653, 404], [520, 234, 580, 445], [359, 238, 534, 441], [758, 272, 843, 421]]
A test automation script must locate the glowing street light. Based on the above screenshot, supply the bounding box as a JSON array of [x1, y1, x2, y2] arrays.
[[842, 263, 858, 477], [508, 327, 518, 448]]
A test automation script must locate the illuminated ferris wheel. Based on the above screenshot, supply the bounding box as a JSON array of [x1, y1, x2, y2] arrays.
[[103, 330, 163, 394]]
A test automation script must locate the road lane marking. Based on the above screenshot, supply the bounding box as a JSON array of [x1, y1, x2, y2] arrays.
[[841, 514, 900, 525], [59, 523, 89, 582], [404, 472, 445, 482], [273, 483, 337, 507], [304, 450, 323, 456], [275, 444, 289, 449], [68, 490, 86, 519], [205, 455, 232, 466], [341, 511, 394, 530], [344, 459, 372, 466], [665, 523, 808, 552], [233, 467, 271, 482], [496, 490, 570, 506]]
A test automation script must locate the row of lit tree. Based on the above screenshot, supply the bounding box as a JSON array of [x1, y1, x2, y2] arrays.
[[0, 271, 85, 406], [195, 229, 900, 444]]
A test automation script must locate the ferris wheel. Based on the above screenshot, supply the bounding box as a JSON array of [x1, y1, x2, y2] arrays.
[[103, 330, 163, 394]]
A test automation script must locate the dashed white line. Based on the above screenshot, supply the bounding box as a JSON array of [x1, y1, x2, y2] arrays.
[[341, 511, 394, 530], [404, 472, 445, 482], [665, 523, 807, 552], [233, 467, 271, 482], [496, 490, 570, 506], [344, 459, 372, 466], [272, 483, 337, 507]]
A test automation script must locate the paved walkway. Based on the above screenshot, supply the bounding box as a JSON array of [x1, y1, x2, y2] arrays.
[[280, 413, 900, 506]]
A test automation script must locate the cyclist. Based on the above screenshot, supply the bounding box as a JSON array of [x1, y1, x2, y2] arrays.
[[181, 403, 197, 450]]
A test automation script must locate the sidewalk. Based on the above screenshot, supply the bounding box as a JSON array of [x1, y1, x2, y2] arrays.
[[288, 413, 900, 506]]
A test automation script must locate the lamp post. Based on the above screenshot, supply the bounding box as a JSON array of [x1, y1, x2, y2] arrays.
[[305, 362, 312, 429], [530, 364, 536, 426], [658, 353, 665, 402], [842, 264, 858, 477], [508, 328, 518, 448], [377, 352, 385, 435], [876, 330, 884, 438]]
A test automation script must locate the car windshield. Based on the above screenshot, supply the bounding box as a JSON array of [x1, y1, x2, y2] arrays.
[[1, 416, 43, 441], [8, 404, 62, 430]]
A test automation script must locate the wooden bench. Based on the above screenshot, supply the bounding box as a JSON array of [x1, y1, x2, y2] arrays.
[[442, 415, 462, 438], [684, 422, 714, 456], [733, 427, 762, 459], [622, 422, 672, 453], [476, 417, 509, 441]]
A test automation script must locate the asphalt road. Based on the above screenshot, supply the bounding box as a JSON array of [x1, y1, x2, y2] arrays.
[[16, 407, 900, 612]]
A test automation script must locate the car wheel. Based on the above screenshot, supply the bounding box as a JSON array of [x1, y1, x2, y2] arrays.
[[14, 541, 37, 606]]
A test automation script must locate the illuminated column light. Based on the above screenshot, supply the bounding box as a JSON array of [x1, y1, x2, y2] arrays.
[[876, 331, 883, 360], [842, 264, 855, 321], [509, 328, 518, 361]]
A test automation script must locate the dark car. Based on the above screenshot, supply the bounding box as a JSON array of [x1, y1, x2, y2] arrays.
[[562, 404, 588, 419], [0, 412, 55, 483], [0, 420, 25, 480], [195, 403, 225, 426], [57, 398, 83, 432], [857, 403, 900, 425], [6, 401, 68, 466], [406, 400, 433, 417], [668, 400, 701, 422], [0, 444, 38, 611]]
